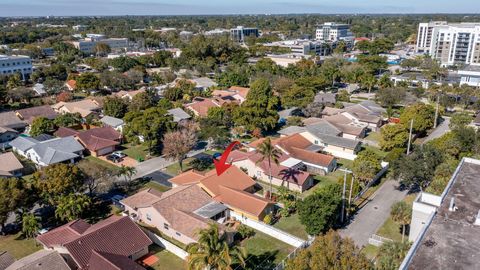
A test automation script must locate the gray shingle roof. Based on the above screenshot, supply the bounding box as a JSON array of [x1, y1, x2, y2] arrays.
[[167, 108, 191, 122], [32, 137, 84, 165], [5, 250, 70, 270], [100, 116, 124, 128], [9, 136, 39, 152], [278, 126, 307, 136], [0, 111, 26, 130], [306, 121, 342, 137], [315, 133, 360, 149]]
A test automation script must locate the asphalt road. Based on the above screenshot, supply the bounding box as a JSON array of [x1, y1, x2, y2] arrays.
[[423, 117, 450, 144], [339, 180, 408, 247]]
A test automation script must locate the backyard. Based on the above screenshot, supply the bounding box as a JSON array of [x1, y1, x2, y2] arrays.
[[145, 244, 185, 270], [0, 233, 41, 259], [273, 213, 308, 240], [240, 229, 294, 269]]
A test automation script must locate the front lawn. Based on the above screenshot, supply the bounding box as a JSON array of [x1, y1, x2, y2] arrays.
[[122, 143, 149, 161], [362, 145, 388, 159], [375, 193, 417, 242], [240, 230, 294, 268], [273, 213, 308, 240], [164, 158, 195, 176], [144, 181, 171, 193], [82, 156, 120, 173], [0, 233, 42, 259], [147, 244, 185, 270]]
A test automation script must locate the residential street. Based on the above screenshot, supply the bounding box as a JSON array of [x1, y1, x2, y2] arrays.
[[339, 179, 408, 247], [423, 117, 450, 144]]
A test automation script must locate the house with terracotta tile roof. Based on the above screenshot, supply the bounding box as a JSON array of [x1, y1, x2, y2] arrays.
[[184, 97, 221, 117], [211, 86, 250, 104], [168, 166, 275, 221], [228, 150, 314, 193], [36, 215, 151, 270], [121, 186, 230, 245], [114, 89, 146, 101], [65, 80, 77, 91], [54, 127, 122, 156]]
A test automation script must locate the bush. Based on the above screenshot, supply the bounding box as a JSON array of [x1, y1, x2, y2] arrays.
[[237, 224, 255, 239], [189, 157, 212, 171], [263, 213, 273, 225], [384, 148, 406, 163]]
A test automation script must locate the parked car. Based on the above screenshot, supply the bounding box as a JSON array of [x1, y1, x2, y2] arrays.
[[111, 194, 126, 210], [112, 151, 126, 158], [106, 154, 123, 163]]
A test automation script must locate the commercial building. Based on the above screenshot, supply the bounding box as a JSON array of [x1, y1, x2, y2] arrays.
[[415, 21, 480, 66], [263, 39, 331, 56], [316, 22, 354, 42], [0, 54, 32, 80], [71, 35, 129, 54], [205, 28, 230, 36], [230, 26, 259, 42], [401, 157, 480, 269], [458, 65, 480, 87]]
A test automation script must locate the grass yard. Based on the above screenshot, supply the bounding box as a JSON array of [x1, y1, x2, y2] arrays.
[[361, 244, 379, 260], [273, 213, 308, 240], [83, 156, 120, 173], [0, 233, 42, 259], [164, 158, 195, 176], [362, 145, 388, 159], [241, 230, 294, 268], [144, 181, 171, 192], [122, 143, 149, 161], [147, 245, 185, 270], [365, 131, 381, 143]]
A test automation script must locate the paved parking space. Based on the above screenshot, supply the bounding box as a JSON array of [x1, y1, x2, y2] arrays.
[[98, 155, 138, 167]]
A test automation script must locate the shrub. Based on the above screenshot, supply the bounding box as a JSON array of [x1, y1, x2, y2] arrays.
[[237, 224, 255, 239], [263, 213, 273, 225]]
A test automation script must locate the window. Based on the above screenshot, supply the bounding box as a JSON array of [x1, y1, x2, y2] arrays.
[[146, 213, 151, 221], [176, 232, 181, 237], [256, 171, 262, 177], [164, 223, 169, 230], [314, 140, 319, 144]]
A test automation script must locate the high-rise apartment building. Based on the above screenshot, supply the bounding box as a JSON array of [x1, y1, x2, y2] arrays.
[[0, 55, 32, 80], [416, 21, 480, 66]]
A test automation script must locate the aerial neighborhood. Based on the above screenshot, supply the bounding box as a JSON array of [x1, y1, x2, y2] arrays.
[[0, 10, 480, 270]]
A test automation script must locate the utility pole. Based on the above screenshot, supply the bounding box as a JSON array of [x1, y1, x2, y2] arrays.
[[348, 175, 354, 218], [407, 119, 414, 155], [433, 94, 440, 128], [339, 168, 352, 222]]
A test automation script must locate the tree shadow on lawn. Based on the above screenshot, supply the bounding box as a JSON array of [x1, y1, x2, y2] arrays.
[[241, 250, 279, 270]]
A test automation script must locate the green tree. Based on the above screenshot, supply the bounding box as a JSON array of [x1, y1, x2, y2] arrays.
[[94, 43, 111, 57], [233, 78, 279, 131], [118, 165, 137, 186], [257, 137, 282, 200], [53, 112, 82, 128], [449, 112, 472, 131], [129, 92, 154, 111], [358, 55, 388, 74], [0, 178, 25, 234], [298, 184, 342, 235], [360, 73, 376, 93], [55, 193, 91, 222], [377, 241, 411, 270], [390, 201, 412, 242], [22, 213, 40, 239], [380, 124, 409, 151], [286, 230, 373, 270], [376, 87, 406, 107], [103, 96, 128, 118], [124, 107, 174, 155], [399, 103, 435, 135], [378, 74, 394, 88], [186, 223, 246, 270], [30, 117, 55, 136], [76, 73, 100, 91], [281, 84, 315, 108], [33, 164, 84, 204], [352, 149, 382, 183], [109, 56, 140, 72]]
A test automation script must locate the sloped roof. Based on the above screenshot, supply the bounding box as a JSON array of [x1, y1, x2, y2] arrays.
[[100, 116, 124, 128], [0, 152, 23, 174], [16, 105, 57, 125], [314, 92, 336, 104], [31, 137, 84, 165], [0, 251, 15, 270], [54, 127, 79, 138], [9, 137, 40, 152], [5, 250, 70, 270], [120, 188, 164, 209], [228, 86, 250, 99], [167, 108, 191, 122], [199, 166, 256, 197], [168, 170, 207, 186], [54, 99, 101, 118], [88, 250, 145, 270], [37, 216, 152, 270], [278, 126, 307, 136], [184, 98, 220, 117], [37, 219, 91, 248], [306, 121, 342, 137], [76, 127, 121, 151], [66, 80, 77, 90], [0, 112, 26, 130], [214, 186, 273, 217]]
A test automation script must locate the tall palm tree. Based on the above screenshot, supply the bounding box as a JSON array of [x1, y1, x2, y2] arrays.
[[118, 165, 137, 186], [186, 224, 246, 270], [390, 201, 412, 242], [256, 137, 282, 200], [55, 194, 91, 222], [22, 213, 40, 239]]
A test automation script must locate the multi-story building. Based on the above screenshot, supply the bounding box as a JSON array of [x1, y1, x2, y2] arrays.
[[72, 24, 87, 31], [230, 26, 259, 42], [71, 35, 129, 54], [263, 39, 331, 56], [416, 21, 480, 66], [0, 54, 32, 80], [204, 28, 230, 36], [401, 157, 480, 270], [316, 22, 354, 42]]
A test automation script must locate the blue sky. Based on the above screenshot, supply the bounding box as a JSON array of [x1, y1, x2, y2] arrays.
[[1, 0, 479, 16]]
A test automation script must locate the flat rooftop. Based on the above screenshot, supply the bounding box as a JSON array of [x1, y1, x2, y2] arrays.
[[408, 160, 480, 270]]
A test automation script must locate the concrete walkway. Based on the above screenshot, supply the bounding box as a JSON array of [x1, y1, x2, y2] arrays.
[[339, 180, 408, 247]]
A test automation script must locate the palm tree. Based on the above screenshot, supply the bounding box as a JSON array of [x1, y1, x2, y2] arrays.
[[55, 194, 91, 222], [186, 224, 246, 270], [118, 165, 137, 186], [22, 213, 40, 239], [390, 201, 412, 242], [256, 138, 282, 200]]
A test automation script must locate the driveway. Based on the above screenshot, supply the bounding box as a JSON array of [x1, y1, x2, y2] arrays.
[[339, 180, 408, 247], [423, 117, 450, 144]]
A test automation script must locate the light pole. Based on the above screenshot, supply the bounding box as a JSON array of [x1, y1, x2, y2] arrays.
[[339, 168, 353, 223]]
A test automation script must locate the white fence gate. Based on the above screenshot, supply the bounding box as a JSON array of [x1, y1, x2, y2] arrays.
[[143, 229, 188, 260], [230, 212, 305, 248]]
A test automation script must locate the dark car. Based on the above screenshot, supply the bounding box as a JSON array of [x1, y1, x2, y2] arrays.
[[106, 154, 122, 163]]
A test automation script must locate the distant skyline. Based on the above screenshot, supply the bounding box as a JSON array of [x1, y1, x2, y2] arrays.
[[1, 0, 480, 17]]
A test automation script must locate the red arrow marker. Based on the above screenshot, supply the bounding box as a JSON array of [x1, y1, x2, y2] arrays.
[[213, 141, 240, 176]]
